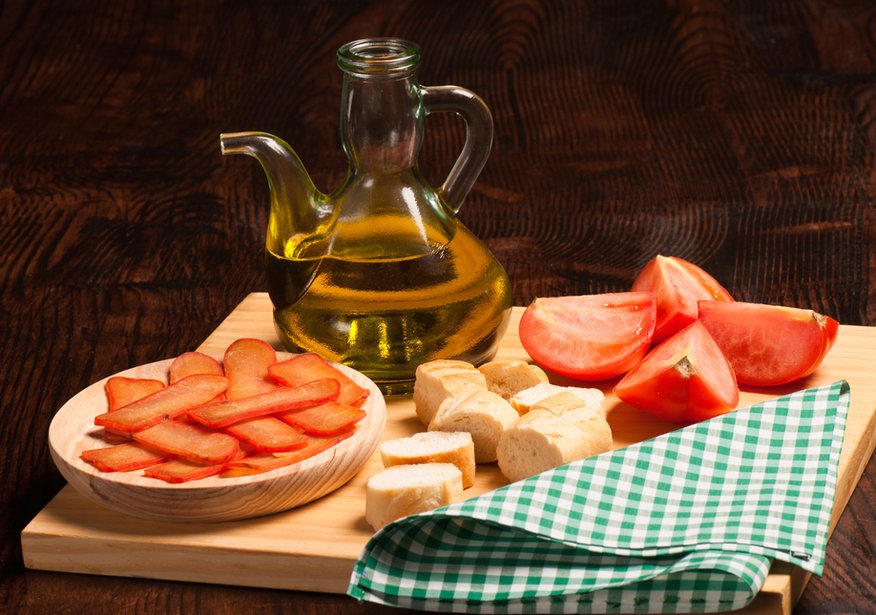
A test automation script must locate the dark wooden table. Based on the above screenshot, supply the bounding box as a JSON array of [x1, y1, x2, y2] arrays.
[[2, 1, 874, 613]]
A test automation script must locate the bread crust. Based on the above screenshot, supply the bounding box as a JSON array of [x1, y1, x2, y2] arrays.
[[477, 359, 549, 400], [429, 389, 519, 463], [365, 463, 463, 531], [413, 361, 487, 427], [380, 431, 476, 488], [510, 383, 605, 416], [497, 397, 613, 483]]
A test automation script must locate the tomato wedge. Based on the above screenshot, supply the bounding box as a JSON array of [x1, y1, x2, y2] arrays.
[[519, 292, 657, 381], [698, 301, 839, 387], [631, 255, 733, 343], [614, 321, 738, 423]]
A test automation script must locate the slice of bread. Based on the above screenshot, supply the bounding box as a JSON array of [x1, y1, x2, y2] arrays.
[[365, 463, 463, 531], [477, 359, 549, 400], [540, 404, 612, 438], [380, 431, 476, 488], [413, 360, 487, 427], [509, 382, 605, 416], [429, 389, 519, 463], [497, 408, 613, 483]]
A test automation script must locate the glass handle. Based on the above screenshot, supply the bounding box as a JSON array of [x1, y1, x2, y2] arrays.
[[422, 86, 493, 213]]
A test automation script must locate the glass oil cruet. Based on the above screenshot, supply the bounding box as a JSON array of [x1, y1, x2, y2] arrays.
[[220, 38, 511, 394]]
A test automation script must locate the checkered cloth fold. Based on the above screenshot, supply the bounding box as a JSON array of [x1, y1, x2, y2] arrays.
[[348, 380, 850, 613]]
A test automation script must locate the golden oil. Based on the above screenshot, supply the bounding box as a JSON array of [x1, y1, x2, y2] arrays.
[[267, 221, 511, 395]]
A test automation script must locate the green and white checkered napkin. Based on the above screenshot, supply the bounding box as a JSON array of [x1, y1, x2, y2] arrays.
[[348, 380, 851, 613]]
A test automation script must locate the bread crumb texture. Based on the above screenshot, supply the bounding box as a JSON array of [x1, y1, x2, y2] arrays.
[[477, 359, 549, 399], [429, 389, 519, 463], [380, 431, 476, 488], [365, 463, 463, 530]]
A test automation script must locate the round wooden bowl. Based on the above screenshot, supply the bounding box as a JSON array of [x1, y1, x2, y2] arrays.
[[48, 355, 386, 523]]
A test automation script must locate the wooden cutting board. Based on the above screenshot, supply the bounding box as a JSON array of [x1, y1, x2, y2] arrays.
[[21, 293, 876, 613]]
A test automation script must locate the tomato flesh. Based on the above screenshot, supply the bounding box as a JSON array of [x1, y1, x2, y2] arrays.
[[631, 255, 733, 343], [614, 321, 738, 423], [698, 301, 839, 387], [518, 292, 656, 381]]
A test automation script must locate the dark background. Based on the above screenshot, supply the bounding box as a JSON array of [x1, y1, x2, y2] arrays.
[[1, 1, 874, 613]]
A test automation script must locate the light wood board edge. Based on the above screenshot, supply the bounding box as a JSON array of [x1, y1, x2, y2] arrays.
[[22, 293, 876, 615]]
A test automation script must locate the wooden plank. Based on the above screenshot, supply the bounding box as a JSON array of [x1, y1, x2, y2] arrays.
[[22, 293, 876, 611]]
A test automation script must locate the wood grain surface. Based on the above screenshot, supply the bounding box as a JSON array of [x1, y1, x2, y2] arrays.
[[2, 1, 875, 614]]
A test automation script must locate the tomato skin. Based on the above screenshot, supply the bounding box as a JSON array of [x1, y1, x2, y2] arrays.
[[614, 321, 738, 423], [819, 313, 840, 358], [698, 301, 839, 387], [631, 255, 734, 343], [519, 292, 656, 381]]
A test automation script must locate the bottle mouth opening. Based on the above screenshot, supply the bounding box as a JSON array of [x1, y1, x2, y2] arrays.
[[337, 38, 421, 77]]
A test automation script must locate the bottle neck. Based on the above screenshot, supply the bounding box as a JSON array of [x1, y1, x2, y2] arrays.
[[336, 38, 424, 174], [339, 73, 423, 174]]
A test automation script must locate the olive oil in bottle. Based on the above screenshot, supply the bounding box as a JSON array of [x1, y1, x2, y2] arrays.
[[267, 223, 511, 395]]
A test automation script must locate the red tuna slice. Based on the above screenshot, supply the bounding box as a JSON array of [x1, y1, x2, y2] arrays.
[[186, 378, 340, 429], [103, 376, 167, 442], [144, 458, 229, 483], [132, 419, 240, 465], [224, 416, 308, 453], [105, 376, 166, 411], [269, 353, 369, 407], [81, 442, 170, 472], [225, 430, 355, 475], [279, 401, 366, 436], [169, 351, 224, 383], [94, 374, 230, 433], [223, 338, 280, 400]]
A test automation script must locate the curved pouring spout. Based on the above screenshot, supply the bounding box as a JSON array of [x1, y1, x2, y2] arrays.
[[220, 131, 330, 258]]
